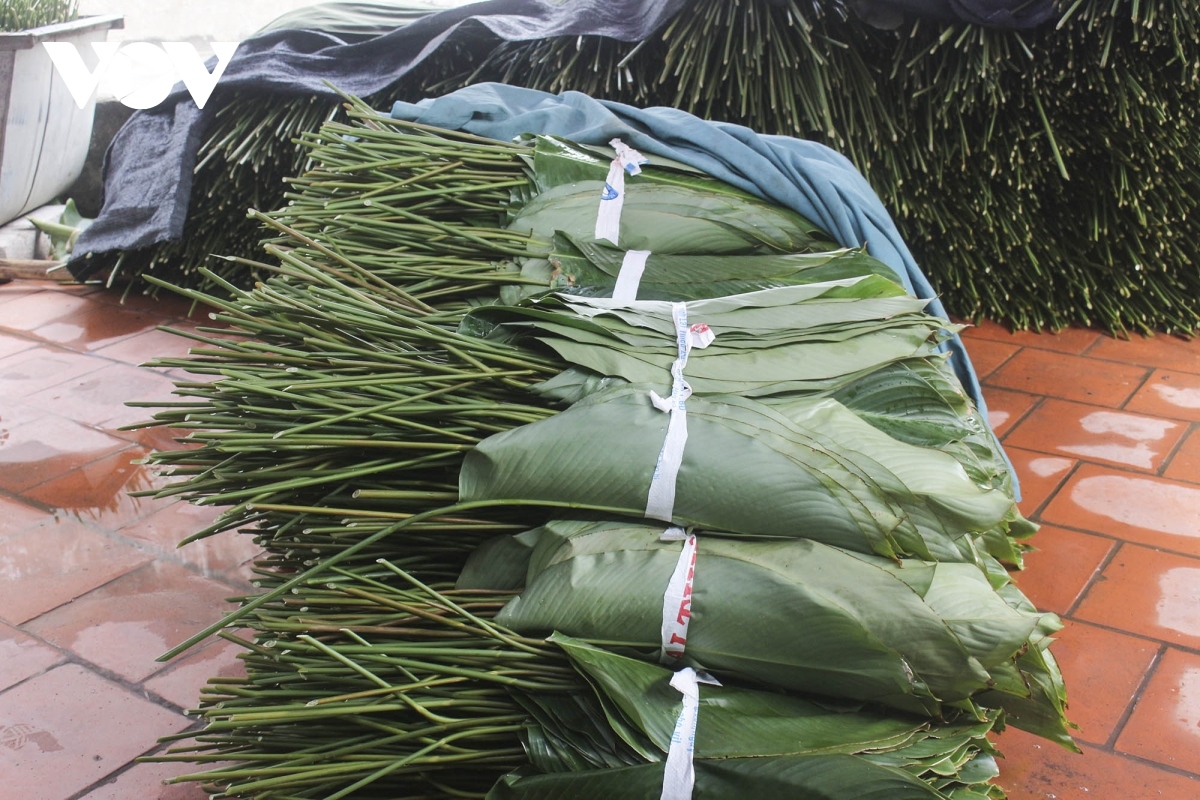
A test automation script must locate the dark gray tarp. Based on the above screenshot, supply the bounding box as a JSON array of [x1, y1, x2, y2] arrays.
[[71, 0, 690, 258]]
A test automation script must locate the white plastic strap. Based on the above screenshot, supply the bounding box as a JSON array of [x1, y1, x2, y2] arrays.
[[611, 139, 648, 176], [594, 139, 648, 245], [659, 528, 697, 664], [660, 667, 721, 800], [612, 249, 651, 303], [646, 304, 715, 522]]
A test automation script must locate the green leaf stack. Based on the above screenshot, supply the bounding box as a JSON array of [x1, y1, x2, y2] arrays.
[[139, 99, 1069, 798]]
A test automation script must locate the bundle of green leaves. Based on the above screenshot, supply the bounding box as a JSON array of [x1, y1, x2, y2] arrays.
[[141, 101, 1068, 798], [152, 568, 1007, 798]]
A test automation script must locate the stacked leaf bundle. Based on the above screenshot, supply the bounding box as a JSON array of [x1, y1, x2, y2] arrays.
[[93, 0, 1200, 335], [139, 101, 1071, 798]]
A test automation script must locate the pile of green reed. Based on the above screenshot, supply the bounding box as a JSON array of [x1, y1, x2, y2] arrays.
[[87, 0, 1200, 335], [129, 104, 565, 608], [150, 563, 575, 799]]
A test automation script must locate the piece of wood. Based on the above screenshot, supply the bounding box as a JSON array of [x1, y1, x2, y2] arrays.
[[0, 257, 73, 281]]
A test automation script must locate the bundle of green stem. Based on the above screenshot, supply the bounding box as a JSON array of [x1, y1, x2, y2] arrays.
[[153, 562, 1007, 798], [134, 108, 563, 575], [96, 0, 1200, 335], [136, 101, 1025, 573], [136, 102, 1068, 796]]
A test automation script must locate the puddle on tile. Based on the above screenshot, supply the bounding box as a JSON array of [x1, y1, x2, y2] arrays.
[[1156, 568, 1200, 637], [30, 303, 161, 353], [1070, 474, 1200, 539], [0, 417, 130, 495], [20, 450, 161, 527]]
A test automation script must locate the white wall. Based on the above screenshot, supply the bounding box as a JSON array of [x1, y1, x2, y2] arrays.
[[76, 1, 475, 49]]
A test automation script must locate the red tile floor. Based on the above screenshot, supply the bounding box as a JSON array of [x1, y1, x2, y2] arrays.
[[2, 281, 1200, 798]]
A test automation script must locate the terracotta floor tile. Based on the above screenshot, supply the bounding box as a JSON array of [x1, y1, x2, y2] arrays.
[[995, 727, 1200, 799], [0, 291, 94, 333], [1005, 447, 1076, 514], [116, 502, 263, 578], [1126, 370, 1200, 423], [0, 518, 152, 625], [24, 362, 179, 431], [1074, 544, 1200, 650], [0, 664, 188, 800], [93, 327, 199, 369], [1004, 399, 1186, 472], [1012, 525, 1114, 616], [980, 387, 1040, 438], [0, 285, 46, 306], [1087, 332, 1200, 375], [1164, 428, 1200, 485], [0, 345, 108, 398], [1046, 621, 1159, 746], [962, 337, 1021, 379], [961, 319, 1103, 354], [1041, 464, 1200, 557], [145, 638, 247, 710], [987, 349, 1148, 407], [0, 494, 51, 537], [227, 553, 265, 593], [0, 330, 36, 360], [0, 412, 131, 495], [0, 284, 98, 306], [81, 753, 210, 800], [0, 623, 63, 692], [25, 561, 239, 683], [89, 289, 202, 319], [117, 421, 198, 453], [1116, 648, 1200, 775], [30, 301, 163, 353], [20, 449, 169, 531]]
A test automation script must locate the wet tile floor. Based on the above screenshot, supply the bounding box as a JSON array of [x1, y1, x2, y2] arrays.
[[1, 281, 1199, 798]]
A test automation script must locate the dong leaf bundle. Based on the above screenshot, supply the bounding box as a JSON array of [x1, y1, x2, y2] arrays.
[[152, 565, 1005, 799], [137, 101, 1068, 798], [457, 519, 1066, 730]]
